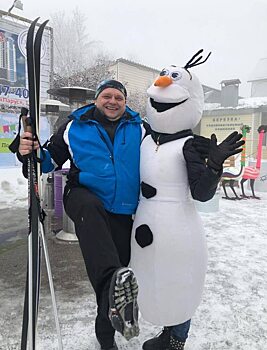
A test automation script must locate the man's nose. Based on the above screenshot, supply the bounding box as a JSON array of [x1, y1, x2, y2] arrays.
[[108, 96, 117, 103]]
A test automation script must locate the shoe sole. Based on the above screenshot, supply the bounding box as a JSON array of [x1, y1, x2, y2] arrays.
[[109, 267, 139, 341]]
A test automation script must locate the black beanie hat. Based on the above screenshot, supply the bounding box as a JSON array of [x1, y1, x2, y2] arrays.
[[95, 79, 127, 99]]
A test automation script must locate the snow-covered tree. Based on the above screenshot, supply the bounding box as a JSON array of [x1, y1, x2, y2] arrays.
[[51, 8, 112, 79], [126, 90, 147, 119], [53, 55, 115, 90]]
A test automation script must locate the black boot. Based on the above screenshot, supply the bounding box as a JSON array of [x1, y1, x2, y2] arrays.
[[97, 336, 118, 350], [142, 327, 185, 350], [100, 342, 118, 350]]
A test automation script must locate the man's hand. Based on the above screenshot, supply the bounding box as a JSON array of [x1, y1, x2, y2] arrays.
[[19, 132, 39, 156], [207, 131, 245, 171]]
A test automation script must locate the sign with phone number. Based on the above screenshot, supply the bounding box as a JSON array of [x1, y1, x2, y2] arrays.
[[0, 84, 29, 99]]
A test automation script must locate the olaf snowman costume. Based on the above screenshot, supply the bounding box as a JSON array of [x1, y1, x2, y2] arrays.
[[130, 51, 222, 326]]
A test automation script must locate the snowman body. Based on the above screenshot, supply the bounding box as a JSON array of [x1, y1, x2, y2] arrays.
[[130, 62, 211, 325], [131, 134, 207, 325]]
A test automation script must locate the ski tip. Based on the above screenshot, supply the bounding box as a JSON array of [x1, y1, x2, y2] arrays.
[[35, 19, 49, 39], [42, 19, 49, 26], [29, 18, 49, 31], [32, 17, 40, 24], [28, 17, 40, 32], [39, 19, 49, 30]]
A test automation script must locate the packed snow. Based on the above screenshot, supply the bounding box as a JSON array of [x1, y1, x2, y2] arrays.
[[0, 167, 266, 349], [0, 166, 28, 210]]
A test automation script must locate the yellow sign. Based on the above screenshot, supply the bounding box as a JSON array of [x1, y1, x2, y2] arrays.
[[201, 114, 252, 141], [0, 138, 13, 153]]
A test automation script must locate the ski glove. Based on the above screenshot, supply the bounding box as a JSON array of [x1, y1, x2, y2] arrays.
[[207, 131, 245, 171]]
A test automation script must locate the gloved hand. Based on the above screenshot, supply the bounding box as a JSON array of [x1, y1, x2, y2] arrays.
[[207, 131, 245, 171], [192, 135, 210, 159]]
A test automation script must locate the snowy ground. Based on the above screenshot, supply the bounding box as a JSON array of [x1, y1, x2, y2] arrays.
[[0, 167, 266, 349]]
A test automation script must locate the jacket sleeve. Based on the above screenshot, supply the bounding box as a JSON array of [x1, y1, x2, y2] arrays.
[[183, 138, 222, 202], [41, 120, 71, 173], [19, 120, 71, 177]]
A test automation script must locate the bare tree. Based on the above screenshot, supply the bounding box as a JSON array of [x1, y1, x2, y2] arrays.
[[51, 8, 107, 77]]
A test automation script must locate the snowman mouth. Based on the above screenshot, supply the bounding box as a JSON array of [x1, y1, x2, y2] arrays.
[[150, 98, 188, 113]]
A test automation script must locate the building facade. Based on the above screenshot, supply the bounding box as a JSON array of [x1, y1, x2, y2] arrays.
[[109, 58, 160, 95], [0, 34, 17, 83], [202, 104, 267, 160]]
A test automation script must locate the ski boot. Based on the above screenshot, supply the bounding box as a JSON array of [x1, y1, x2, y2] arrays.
[[142, 327, 185, 350], [109, 267, 139, 341]]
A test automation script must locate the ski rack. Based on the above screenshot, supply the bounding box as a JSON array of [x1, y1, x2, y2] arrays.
[[21, 18, 63, 350]]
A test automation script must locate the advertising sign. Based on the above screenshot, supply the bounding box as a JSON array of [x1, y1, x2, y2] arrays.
[[0, 15, 52, 166]]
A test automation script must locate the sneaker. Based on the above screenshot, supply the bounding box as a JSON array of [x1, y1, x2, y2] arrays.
[[142, 327, 185, 350], [109, 267, 139, 341]]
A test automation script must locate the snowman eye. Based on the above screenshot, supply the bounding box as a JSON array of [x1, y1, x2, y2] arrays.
[[171, 71, 182, 81], [160, 69, 169, 76]]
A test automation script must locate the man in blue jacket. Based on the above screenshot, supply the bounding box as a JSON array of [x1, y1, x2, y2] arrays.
[[19, 80, 142, 350]]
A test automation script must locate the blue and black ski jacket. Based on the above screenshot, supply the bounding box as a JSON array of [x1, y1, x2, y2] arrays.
[[42, 103, 143, 215]]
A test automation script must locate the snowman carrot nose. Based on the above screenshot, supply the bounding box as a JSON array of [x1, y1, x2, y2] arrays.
[[154, 76, 172, 87]]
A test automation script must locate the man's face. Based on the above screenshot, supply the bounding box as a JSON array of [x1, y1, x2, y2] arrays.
[[95, 88, 126, 120]]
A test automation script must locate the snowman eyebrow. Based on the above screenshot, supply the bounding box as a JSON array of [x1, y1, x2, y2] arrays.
[[184, 49, 211, 70]]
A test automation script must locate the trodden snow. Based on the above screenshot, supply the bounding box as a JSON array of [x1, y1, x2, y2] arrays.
[[0, 167, 266, 349]]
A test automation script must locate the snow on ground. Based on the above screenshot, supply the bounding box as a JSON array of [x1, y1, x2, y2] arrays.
[[0, 166, 28, 209], [0, 167, 267, 349]]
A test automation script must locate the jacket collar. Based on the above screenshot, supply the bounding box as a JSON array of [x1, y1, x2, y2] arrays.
[[69, 103, 142, 123]]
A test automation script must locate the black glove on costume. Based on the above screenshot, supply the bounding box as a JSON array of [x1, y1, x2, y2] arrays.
[[207, 131, 245, 171], [192, 135, 210, 159]]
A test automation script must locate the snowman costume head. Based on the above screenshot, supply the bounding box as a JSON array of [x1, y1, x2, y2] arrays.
[[146, 50, 211, 134]]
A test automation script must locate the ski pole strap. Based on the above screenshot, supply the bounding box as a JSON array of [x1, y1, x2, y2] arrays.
[[24, 115, 46, 163], [9, 114, 24, 153], [9, 107, 29, 154], [8, 107, 46, 162]]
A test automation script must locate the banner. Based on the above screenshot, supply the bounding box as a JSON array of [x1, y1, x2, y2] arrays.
[[0, 16, 52, 106], [0, 27, 28, 109]]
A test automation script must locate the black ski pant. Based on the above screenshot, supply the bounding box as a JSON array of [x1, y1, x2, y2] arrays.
[[63, 184, 133, 347]]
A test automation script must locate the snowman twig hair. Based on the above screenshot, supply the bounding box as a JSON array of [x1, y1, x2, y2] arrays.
[[184, 49, 211, 70]]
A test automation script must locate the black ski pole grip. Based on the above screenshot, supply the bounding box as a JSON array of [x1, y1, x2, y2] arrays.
[[21, 107, 29, 116]]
